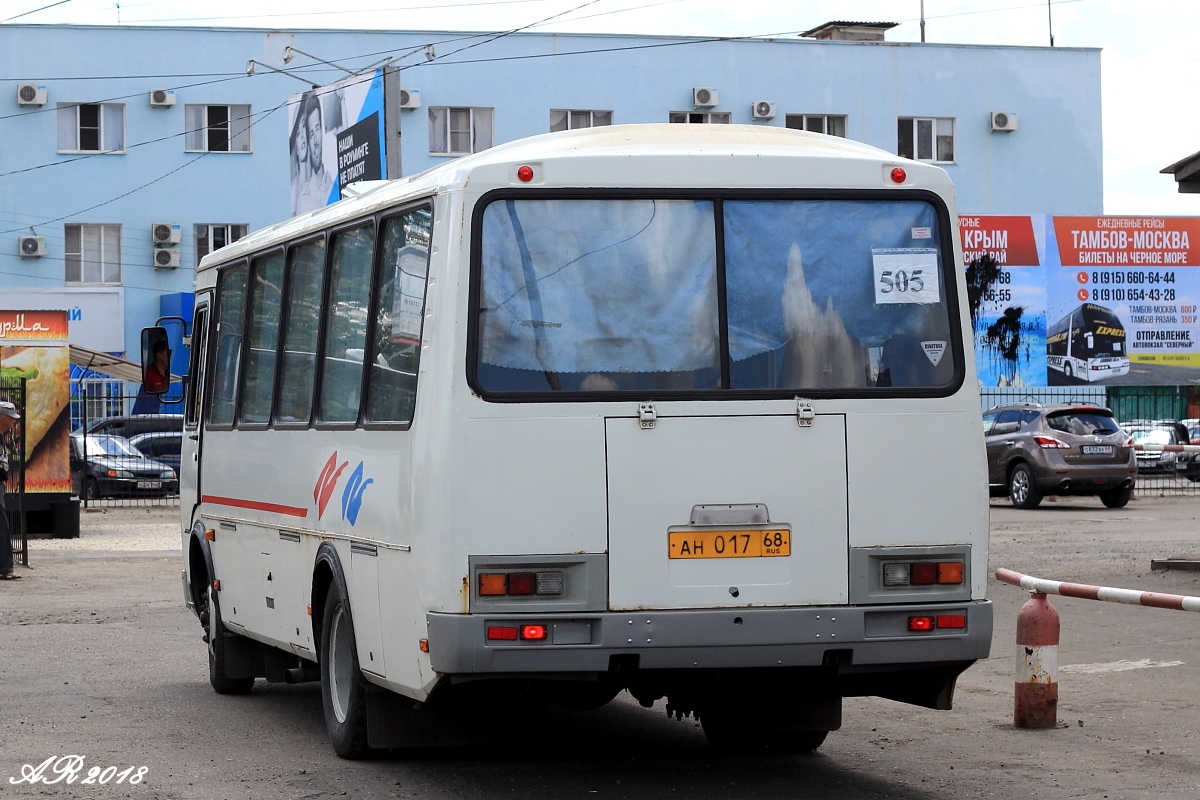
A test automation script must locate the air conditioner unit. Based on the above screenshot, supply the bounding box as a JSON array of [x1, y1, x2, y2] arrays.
[[152, 222, 182, 244], [19, 236, 46, 257], [692, 87, 718, 108], [17, 83, 46, 106], [154, 248, 181, 268], [398, 88, 421, 109], [752, 100, 776, 120], [149, 89, 176, 107], [990, 111, 1018, 132]]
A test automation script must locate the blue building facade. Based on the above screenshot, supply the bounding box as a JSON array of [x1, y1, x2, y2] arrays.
[[0, 23, 1102, 358]]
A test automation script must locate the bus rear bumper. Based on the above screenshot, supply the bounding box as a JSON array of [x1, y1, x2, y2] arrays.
[[426, 600, 992, 675]]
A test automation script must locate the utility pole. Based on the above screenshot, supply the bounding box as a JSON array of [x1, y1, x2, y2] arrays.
[[920, 0, 926, 42], [1048, 0, 1055, 46]]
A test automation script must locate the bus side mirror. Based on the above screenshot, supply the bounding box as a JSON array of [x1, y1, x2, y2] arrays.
[[141, 326, 171, 396]]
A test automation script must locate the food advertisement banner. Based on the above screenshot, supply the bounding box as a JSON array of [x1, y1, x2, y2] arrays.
[[0, 310, 71, 493], [961, 215, 1200, 388]]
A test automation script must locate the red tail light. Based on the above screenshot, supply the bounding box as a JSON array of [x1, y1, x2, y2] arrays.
[[908, 616, 935, 631], [936, 615, 967, 629], [487, 626, 518, 641], [1034, 435, 1070, 449]]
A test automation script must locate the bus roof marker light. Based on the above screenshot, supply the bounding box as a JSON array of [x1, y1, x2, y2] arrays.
[[517, 165, 534, 182], [891, 167, 906, 184]]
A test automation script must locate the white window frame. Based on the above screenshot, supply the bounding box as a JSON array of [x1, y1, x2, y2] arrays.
[[64, 223, 122, 285], [898, 117, 955, 163], [56, 103, 125, 153], [195, 223, 249, 266], [549, 109, 613, 132], [785, 114, 847, 137], [429, 107, 494, 155], [185, 104, 253, 153], [668, 112, 731, 124]]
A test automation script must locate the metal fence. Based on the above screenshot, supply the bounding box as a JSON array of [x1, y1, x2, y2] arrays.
[[980, 385, 1200, 497], [74, 388, 183, 511]]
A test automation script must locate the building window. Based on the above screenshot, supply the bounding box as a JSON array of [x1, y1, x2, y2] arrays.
[[195, 224, 248, 266], [669, 112, 731, 124], [549, 109, 613, 132], [185, 104, 252, 152], [785, 114, 847, 137], [56, 103, 124, 152], [429, 107, 493, 155], [898, 117, 954, 162], [64, 224, 121, 284]]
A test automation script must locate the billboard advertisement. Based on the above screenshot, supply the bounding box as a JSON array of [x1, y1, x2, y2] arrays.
[[288, 68, 387, 216], [962, 215, 1200, 387], [0, 310, 71, 493]]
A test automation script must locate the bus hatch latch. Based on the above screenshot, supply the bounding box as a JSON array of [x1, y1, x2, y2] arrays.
[[796, 398, 814, 427], [638, 402, 657, 430]]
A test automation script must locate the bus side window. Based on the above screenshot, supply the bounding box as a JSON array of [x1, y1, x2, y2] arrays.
[[366, 207, 432, 424], [239, 251, 284, 425], [277, 238, 326, 424], [209, 262, 248, 426], [319, 224, 375, 424]]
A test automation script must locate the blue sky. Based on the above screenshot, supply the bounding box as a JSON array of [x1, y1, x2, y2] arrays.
[[7, 0, 1196, 215]]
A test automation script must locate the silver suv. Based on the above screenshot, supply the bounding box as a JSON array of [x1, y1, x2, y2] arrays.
[[983, 403, 1136, 509]]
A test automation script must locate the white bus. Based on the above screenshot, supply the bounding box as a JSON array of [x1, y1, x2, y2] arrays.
[[1046, 302, 1131, 382], [159, 124, 991, 758]]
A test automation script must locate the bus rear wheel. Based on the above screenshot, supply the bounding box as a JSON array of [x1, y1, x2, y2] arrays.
[[1064, 361, 1074, 379], [320, 583, 375, 759]]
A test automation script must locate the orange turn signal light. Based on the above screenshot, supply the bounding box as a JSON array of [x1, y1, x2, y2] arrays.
[[419, 639, 430, 653], [479, 573, 507, 596], [204, 529, 216, 541], [937, 562, 964, 585]]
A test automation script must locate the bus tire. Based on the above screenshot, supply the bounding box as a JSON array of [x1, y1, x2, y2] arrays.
[[320, 583, 374, 759], [1008, 463, 1043, 509], [1064, 361, 1073, 379], [208, 588, 255, 695], [1100, 486, 1132, 508], [774, 730, 828, 753]]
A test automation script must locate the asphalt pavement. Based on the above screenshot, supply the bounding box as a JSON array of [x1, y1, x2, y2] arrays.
[[3, 499, 1200, 799]]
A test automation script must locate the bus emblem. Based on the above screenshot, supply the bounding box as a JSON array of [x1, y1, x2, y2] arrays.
[[314, 451, 350, 520]]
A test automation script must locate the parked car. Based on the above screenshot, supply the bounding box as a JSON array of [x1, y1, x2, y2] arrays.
[[85, 413, 183, 439], [1121, 420, 1200, 481], [983, 403, 1136, 509], [128, 430, 182, 474], [69, 433, 179, 500]]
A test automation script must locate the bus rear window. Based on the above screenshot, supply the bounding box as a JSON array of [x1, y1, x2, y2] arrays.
[[474, 196, 959, 396]]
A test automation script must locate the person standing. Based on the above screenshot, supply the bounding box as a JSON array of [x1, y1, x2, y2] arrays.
[[0, 400, 22, 581]]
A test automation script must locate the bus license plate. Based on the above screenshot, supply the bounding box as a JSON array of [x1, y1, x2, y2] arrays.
[[668, 529, 790, 559], [137, 480, 162, 489], [1082, 445, 1113, 455]]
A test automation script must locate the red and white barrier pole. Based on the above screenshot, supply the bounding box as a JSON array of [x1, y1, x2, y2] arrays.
[[997, 568, 1200, 731], [1014, 591, 1060, 728], [995, 567, 1200, 612]]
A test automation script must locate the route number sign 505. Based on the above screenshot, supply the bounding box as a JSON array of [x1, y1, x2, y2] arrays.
[[872, 248, 941, 305]]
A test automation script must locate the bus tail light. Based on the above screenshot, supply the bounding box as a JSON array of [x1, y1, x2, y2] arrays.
[[478, 570, 564, 597], [936, 614, 967, 629], [908, 616, 935, 631], [883, 561, 965, 587], [487, 625, 518, 641], [520, 624, 548, 640]]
